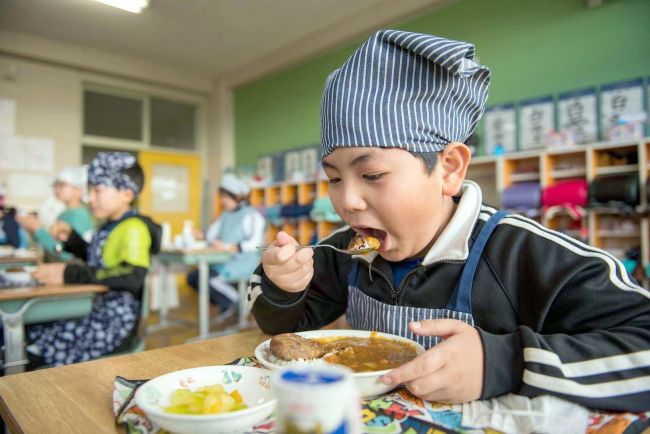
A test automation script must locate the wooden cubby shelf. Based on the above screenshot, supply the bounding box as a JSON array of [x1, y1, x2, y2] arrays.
[[467, 138, 650, 280], [248, 178, 342, 245]]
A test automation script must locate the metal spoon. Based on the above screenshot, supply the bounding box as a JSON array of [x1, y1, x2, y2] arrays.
[[257, 235, 380, 256]]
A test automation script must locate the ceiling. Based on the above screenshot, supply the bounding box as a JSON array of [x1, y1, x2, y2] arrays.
[[0, 0, 446, 83]]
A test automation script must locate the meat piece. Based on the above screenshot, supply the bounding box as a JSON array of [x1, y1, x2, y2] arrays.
[[269, 333, 327, 361], [348, 235, 380, 252]]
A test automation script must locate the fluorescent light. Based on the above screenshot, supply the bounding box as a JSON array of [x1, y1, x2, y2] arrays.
[[93, 0, 149, 14]]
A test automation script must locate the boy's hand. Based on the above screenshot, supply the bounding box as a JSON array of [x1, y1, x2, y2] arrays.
[[262, 231, 314, 293], [211, 239, 238, 253], [381, 319, 484, 404], [193, 228, 205, 240], [16, 214, 41, 233], [50, 221, 72, 242], [32, 263, 66, 285]]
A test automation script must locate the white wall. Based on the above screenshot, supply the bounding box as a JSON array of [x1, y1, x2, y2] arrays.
[[0, 32, 235, 214], [0, 54, 83, 208]]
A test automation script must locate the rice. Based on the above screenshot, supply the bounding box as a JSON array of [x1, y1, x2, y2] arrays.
[[265, 348, 327, 367]]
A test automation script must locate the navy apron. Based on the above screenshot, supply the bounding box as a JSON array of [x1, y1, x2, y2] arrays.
[[346, 210, 508, 349]]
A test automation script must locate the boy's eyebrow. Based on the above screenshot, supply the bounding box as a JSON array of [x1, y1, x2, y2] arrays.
[[349, 152, 376, 167], [322, 151, 378, 171]]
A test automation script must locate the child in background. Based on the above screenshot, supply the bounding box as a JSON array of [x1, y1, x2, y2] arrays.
[[250, 30, 650, 412], [17, 166, 93, 261], [28, 152, 161, 366], [187, 173, 265, 315], [0, 207, 28, 248]]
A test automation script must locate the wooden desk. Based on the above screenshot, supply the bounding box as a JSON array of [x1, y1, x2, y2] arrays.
[[152, 249, 233, 340], [0, 255, 38, 271], [0, 329, 268, 433], [0, 284, 108, 375], [0, 284, 107, 302]]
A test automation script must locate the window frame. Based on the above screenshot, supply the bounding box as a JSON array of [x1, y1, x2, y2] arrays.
[[81, 83, 204, 155]]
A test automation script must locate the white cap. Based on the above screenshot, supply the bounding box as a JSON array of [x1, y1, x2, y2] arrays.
[[220, 173, 250, 196], [56, 165, 88, 189]]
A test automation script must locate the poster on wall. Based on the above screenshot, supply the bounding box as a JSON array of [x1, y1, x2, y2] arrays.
[[257, 155, 273, 182], [519, 96, 554, 150], [0, 99, 16, 136], [600, 78, 644, 140], [558, 88, 598, 145], [301, 146, 320, 180], [484, 103, 517, 154], [284, 150, 302, 182], [0, 136, 23, 169], [23, 137, 55, 172], [151, 163, 189, 213]]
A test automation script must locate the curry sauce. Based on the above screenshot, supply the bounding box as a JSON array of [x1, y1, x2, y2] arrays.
[[313, 334, 417, 372]]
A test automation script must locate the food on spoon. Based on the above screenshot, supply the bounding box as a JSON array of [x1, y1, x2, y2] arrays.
[[347, 234, 380, 253], [270, 333, 328, 361], [163, 384, 247, 415]]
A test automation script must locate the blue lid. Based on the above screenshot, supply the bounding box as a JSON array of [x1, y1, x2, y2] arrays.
[[280, 369, 344, 385]]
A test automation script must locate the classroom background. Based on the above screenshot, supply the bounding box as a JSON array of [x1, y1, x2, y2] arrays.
[[1, 0, 649, 347]]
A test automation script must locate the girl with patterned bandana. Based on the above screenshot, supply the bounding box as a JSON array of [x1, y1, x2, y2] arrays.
[[27, 152, 161, 367]]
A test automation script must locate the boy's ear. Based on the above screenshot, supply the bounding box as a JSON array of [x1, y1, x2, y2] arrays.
[[439, 142, 471, 196], [122, 189, 136, 204]]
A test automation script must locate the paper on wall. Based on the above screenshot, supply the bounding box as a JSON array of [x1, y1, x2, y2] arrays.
[[0, 136, 55, 172], [519, 96, 554, 150], [23, 137, 55, 172], [558, 88, 598, 144], [0, 135, 25, 169], [151, 163, 189, 213], [0, 99, 16, 136], [8, 173, 52, 199], [484, 103, 517, 154]]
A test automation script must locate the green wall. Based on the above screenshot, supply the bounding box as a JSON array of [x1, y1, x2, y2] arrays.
[[235, 0, 650, 165]]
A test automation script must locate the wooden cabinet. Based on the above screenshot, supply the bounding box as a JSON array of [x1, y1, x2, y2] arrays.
[[466, 138, 650, 272], [249, 179, 342, 245]]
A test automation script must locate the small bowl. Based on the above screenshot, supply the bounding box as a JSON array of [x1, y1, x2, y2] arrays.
[[134, 366, 276, 434], [254, 329, 425, 398], [2, 271, 33, 285]]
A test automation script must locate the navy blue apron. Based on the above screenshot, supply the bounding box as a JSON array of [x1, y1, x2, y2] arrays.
[[346, 210, 508, 349]]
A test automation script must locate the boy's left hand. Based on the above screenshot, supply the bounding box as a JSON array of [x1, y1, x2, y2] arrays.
[[16, 213, 41, 233], [32, 263, 66, 285], [381, 319, 484, 404], [50, 221, 72, 242], [211, 240, 238, 253]]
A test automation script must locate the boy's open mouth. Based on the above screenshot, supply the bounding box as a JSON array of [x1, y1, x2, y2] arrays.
[[354, 226, 388, 249]]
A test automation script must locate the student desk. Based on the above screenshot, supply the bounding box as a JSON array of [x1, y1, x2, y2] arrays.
[[0, 329, 645, 434], [0, 255, 38, 271], [0, 329, 268, 433], [0, 284, 108, 374], [151, 249, 251, 341]]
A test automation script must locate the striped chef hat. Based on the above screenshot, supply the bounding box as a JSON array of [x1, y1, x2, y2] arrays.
[[320, 30, 491, 158]]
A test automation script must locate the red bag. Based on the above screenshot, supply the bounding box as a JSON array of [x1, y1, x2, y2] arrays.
[[542, 179, 588, 208]]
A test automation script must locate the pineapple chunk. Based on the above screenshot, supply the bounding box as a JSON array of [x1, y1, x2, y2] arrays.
[[163, 384, 248, 415]]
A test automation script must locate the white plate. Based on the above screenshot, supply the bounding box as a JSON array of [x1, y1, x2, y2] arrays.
[[254, 329, 425, 398], [134, 365, 276, 434], [2, 271, 33, 284]]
